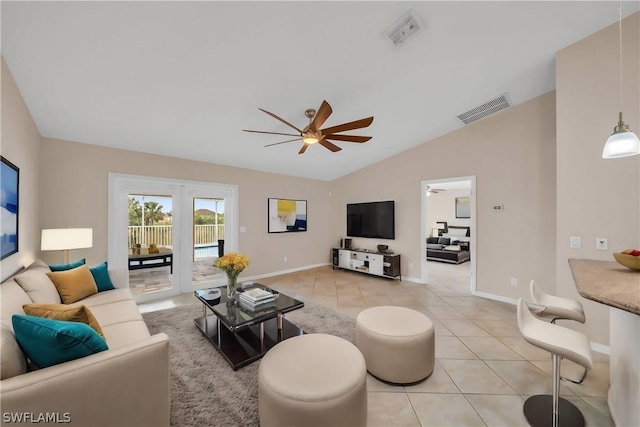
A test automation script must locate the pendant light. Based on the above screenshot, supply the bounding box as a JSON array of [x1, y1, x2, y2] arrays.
[[602, 1, 640, 159]]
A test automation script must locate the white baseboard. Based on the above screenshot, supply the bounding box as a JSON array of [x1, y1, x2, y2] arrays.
[[473, 290, 519, 306], [590, 341, 610, 355], [242, 263, 330, 282]]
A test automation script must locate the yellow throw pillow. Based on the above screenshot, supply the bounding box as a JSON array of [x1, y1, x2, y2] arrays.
[[46, 265, 98, 304], [22, 304, 105, 337]]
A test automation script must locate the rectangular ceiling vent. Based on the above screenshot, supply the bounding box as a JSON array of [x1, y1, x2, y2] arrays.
[[457, 93, 512, 125], [385, 10, 422, 47]]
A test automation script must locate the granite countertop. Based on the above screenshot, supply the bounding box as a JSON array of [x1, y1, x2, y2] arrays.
[[569, 258, 640, 315]]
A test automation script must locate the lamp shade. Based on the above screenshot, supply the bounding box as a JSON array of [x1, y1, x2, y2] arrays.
[[41, 228, 93, 251], [602, 131, 640, 158]]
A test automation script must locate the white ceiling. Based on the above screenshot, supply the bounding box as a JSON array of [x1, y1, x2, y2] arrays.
[[3, 1, 638, 181]]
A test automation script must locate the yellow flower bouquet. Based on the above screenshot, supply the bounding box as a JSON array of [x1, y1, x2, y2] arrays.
[[214, 253, 250, 297]]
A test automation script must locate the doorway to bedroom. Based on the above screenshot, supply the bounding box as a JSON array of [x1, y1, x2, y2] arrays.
[[421, 176, 476, 294]]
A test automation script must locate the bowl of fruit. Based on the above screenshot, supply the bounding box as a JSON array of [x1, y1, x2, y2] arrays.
[[613, 249, 640, 271]]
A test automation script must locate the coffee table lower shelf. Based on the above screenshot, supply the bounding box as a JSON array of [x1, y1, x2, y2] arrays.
[[194, 314, 304, 370]]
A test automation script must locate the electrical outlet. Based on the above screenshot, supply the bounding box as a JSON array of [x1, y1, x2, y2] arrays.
[[596, 238, 608, 250], [570, 236, 581, 249], [511, 277, 517, 287], [283, 256, 287, 262]]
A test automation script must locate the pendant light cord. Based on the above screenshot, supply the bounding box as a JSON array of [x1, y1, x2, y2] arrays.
[[618, 0, 623, 114]]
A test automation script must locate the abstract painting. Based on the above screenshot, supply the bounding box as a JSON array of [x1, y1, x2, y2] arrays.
[[268, 198, 307, 233], [1, 156, 19, 259]]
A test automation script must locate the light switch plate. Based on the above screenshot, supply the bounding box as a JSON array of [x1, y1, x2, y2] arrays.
[[570, 236, 581, 249]]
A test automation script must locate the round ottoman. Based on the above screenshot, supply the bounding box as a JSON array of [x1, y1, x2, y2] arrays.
[[356, 306, 435, 385], [258, 334, 367, 427]]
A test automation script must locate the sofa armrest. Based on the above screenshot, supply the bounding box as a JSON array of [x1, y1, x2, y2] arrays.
[[1, 333, 169, 427]]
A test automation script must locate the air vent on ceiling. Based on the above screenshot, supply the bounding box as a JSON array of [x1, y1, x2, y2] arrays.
[[457, 93, 512, 125], [385, 10, 422, 47]]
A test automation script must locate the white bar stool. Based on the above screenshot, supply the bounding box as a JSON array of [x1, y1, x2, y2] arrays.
[[529, 280, 588, 384], [517, 298, 593, 427]]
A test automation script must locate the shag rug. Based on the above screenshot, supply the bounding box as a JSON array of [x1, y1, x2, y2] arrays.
[[142, 299, 356, 427]]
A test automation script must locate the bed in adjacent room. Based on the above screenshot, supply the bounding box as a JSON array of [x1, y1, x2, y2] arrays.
[[426, 226, 470, 264]]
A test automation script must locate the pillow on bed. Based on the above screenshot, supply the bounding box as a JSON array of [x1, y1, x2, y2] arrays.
[[444, 245, 462, 252], [427, 243, 443, 250]]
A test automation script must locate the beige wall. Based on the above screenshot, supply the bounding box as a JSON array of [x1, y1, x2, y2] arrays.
[[556, 12, 640, 345], [38, 139, 333, 277], [426, 189, 472, 237], [0, 58, 42, 281], [330, 92, 557, 300]]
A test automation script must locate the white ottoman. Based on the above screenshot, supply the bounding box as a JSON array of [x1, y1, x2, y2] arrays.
[[356, 306, 435, 384], [258, 334, 367, 427]]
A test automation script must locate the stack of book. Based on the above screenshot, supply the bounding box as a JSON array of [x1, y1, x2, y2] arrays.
[[239, 288, 276, 311]]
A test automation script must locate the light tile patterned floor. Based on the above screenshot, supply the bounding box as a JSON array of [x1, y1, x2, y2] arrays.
[[139, 261, 613, 427]]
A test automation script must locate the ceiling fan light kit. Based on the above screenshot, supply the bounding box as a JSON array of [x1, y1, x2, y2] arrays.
[[243, 100, 373, 155]]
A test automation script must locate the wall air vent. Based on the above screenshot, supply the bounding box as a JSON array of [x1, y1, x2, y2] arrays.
[[385, 10, 422, 47], [457, 93, 512, 125]]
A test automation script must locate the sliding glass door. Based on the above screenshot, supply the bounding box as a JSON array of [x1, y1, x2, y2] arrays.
[[108, 174, 238, 303]]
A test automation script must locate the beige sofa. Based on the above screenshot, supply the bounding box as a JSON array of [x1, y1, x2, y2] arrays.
[[0, 260, 170, 427]]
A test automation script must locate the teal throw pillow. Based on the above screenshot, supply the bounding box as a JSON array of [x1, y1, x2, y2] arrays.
[[12, 315, 108, 369], [49, 258, 86, 272], [89, 262, 116, 292]]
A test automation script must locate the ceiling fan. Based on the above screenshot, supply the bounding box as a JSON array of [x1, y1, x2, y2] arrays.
[[243, 100, 374, 154], [427, 185, 445, 195]]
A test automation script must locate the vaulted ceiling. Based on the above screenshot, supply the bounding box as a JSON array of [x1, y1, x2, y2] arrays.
[[3, 1, 638, 180]]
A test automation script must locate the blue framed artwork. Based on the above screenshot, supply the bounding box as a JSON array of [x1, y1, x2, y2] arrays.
[[267, 198, 307, 233], [1, 156, 19, 260]]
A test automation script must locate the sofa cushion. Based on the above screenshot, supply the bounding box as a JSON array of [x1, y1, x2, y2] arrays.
[[0, 279, 32, 379], [89, 262, 116, 292], [426, 237, 440, 244], [14, 260, 61, 304], [12, 315, 108, 369], [49, 258, 86, 272], [101, 320, 151, 349], [46, 265, 98, 304], [443, 245, 462, 252], [22, 304, 104, 337], [438, 237, 451, 245], [427, 243, 444, 250]]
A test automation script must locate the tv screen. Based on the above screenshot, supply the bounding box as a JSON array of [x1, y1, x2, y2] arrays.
[[346, 201, 395, 239]]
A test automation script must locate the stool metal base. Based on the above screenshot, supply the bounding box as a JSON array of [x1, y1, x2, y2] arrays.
[[524, 395, 585, 427]]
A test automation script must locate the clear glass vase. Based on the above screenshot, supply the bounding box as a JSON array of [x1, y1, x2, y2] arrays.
[[227, 275, 237, 298]]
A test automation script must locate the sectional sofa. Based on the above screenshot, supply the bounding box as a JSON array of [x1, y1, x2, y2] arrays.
[[0, 259, 170, 426]]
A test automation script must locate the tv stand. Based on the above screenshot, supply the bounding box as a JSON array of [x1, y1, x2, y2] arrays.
[[332, 248, 401, 280]]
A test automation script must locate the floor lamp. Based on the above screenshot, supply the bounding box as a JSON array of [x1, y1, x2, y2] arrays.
[[41, 228, 93, 264]]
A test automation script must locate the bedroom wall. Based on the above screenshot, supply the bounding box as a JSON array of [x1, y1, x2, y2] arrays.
[[556, 12, 640, 346], [330, 91, 557, 301], [426, 189, 472, 237], [0, 57, 41, 281], [38, 138, 333, 279]]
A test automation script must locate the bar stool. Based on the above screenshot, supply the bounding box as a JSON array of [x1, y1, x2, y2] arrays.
[[517, 298, 593, 427], [529, 280, 588, 384]]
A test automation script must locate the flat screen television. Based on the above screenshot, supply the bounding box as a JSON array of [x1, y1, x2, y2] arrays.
[[346, 201, 395, 239]]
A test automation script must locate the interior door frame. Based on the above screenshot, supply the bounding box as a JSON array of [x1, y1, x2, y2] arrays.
[[108, 173, 238, 302], [420, 175, 476, 293]]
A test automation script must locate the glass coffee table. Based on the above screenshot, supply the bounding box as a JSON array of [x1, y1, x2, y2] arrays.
[[194, 283, 304, 370]]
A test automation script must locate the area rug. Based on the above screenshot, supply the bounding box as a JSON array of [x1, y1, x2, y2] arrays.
[[142, 299, 356, 427]]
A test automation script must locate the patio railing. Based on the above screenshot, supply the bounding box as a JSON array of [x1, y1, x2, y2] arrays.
[[128, 224, 225, 248]]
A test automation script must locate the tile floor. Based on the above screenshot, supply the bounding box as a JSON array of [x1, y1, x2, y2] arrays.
[[139, 261, 613, 427]]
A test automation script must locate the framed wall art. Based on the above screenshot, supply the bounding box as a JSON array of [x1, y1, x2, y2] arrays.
[[268, 198, 307, 233], [455, 196, 470, 219], [1, 156, 19, 260]]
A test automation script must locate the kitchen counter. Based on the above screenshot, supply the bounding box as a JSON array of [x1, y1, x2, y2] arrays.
[[568, 258, 639, 427], [568, 258, 639, 314]]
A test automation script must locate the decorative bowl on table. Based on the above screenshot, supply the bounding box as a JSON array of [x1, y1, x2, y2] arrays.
[[613, 251, 640, 271]]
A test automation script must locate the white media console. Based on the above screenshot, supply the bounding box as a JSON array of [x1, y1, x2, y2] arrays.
[[332, 248, 401, 280]]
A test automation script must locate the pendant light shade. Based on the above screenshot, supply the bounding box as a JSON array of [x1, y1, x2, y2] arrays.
[[603, 112, 640, 158]]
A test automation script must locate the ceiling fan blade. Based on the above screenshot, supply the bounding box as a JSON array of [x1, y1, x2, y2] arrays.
[[309, 100, 333, 132], [318, 139, 342, 152], [298, 144, 309, 155], [243, 129, 300, 137], [324, 134, 371, 143], [321, 116, 374, 135], [258, 108, 303, 133], [264, 138, 301, 147]]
